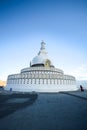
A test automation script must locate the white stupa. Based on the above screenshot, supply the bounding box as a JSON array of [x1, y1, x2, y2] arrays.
[[6, 41, 78, 92]]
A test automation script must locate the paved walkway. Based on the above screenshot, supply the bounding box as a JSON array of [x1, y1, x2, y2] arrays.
[[60, 90, 87, 100], [0, 91, 87, 130]]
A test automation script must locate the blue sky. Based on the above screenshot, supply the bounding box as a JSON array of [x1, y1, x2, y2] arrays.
[[0, 0, 87, 81]]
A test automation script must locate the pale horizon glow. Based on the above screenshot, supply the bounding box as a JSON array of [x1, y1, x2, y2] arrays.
[[0, 0, 87, 81]]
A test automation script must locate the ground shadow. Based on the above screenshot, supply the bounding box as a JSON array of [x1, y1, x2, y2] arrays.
[[0, 92, 38, 119]]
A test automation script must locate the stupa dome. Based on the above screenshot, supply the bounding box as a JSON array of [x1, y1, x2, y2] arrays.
[[31, 41, 54, 67]]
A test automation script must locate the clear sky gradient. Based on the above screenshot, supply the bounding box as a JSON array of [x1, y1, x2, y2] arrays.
[[0, 0, 87, 81]]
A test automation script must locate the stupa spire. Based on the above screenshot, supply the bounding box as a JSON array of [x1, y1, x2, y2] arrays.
[[40, 40, 45, 50], [38, 40, 47, 55]]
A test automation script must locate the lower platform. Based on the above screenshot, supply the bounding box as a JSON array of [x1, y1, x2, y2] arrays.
[[5, 84, 78, 92]]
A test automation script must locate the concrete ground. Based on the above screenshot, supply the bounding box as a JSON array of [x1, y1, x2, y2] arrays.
[[0, 90, 87, 130]]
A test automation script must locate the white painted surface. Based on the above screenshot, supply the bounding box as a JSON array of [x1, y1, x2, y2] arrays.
[[5, 84, 78, 92]]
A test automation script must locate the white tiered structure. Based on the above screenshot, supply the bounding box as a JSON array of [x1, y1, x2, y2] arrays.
[[6, 41, 78, 92]]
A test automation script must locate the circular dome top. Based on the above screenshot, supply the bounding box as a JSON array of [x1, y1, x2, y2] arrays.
[[31, 41, 54, 67]]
